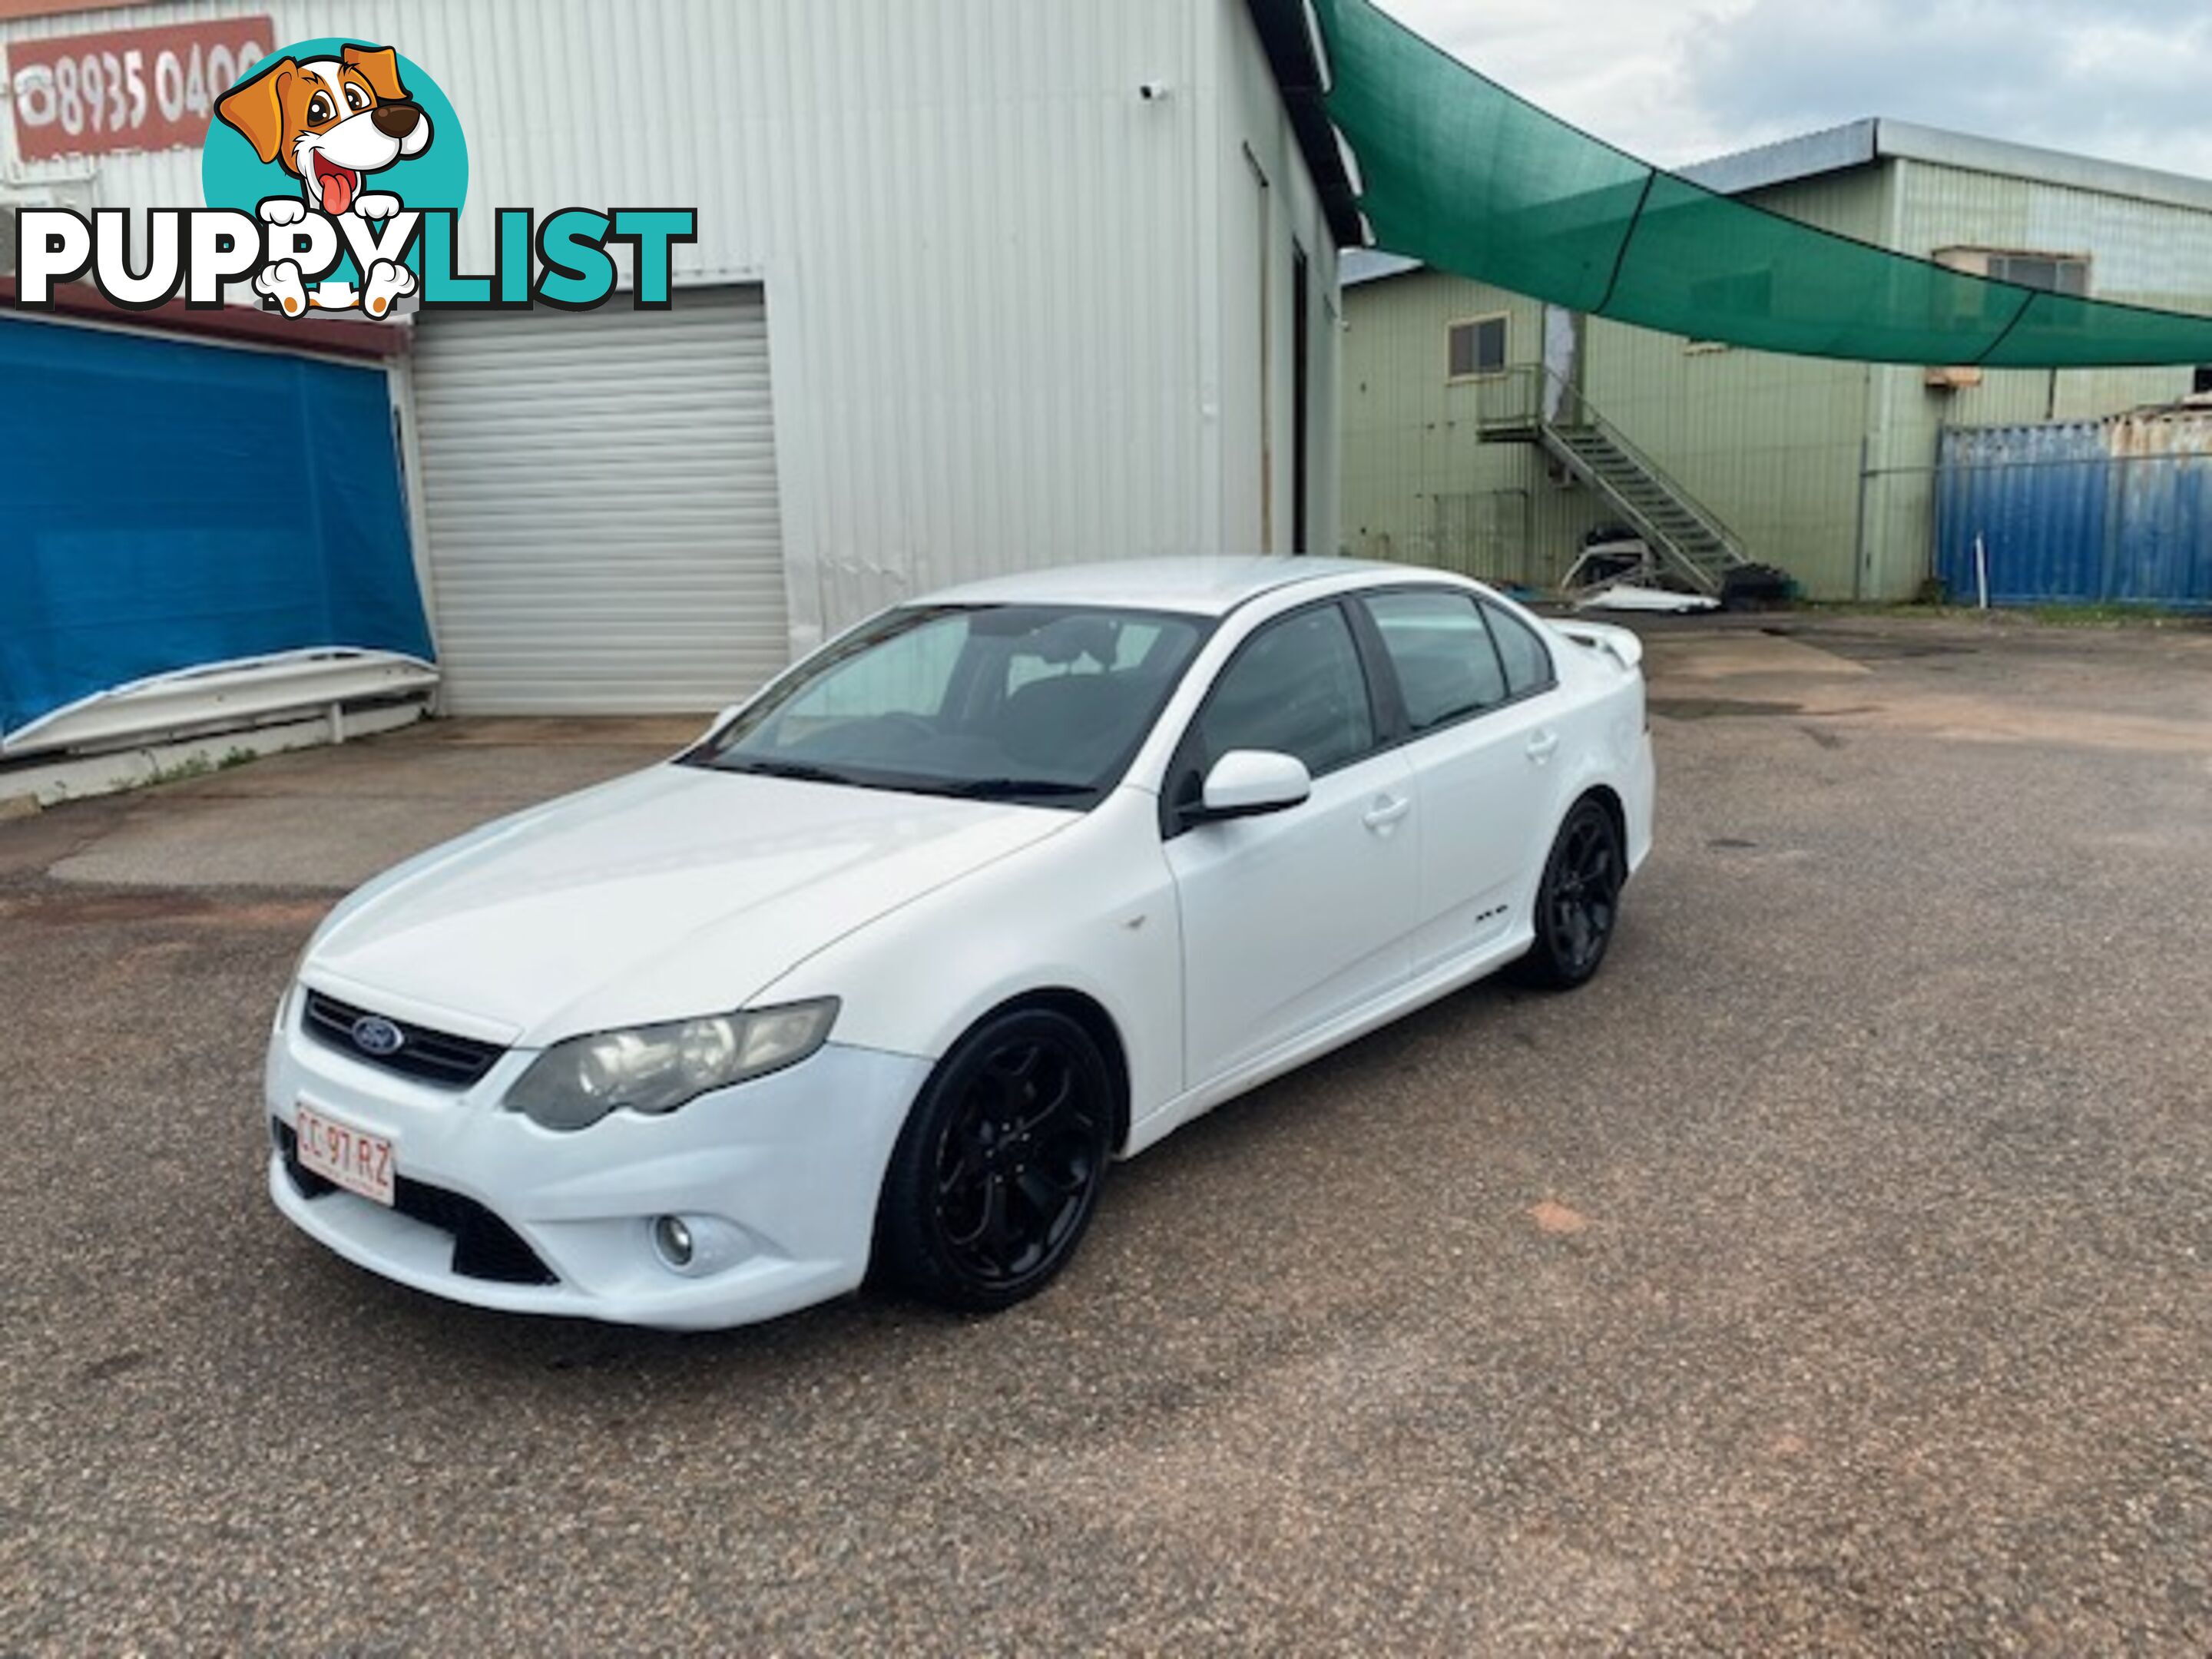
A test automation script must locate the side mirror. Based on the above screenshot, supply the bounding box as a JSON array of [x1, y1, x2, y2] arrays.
[[1190, 750, 1312, 824], [703, 701, 745, 740]]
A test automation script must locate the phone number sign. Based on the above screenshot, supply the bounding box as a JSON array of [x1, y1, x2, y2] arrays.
[[8, 18, 273, 161]]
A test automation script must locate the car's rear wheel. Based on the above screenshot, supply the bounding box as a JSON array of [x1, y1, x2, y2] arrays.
[[876, 1008, 1114, 1312], [1512, 796, 1624, 991]]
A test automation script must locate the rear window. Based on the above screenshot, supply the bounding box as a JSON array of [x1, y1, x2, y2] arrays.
[[1483, 603, 1555, 698]]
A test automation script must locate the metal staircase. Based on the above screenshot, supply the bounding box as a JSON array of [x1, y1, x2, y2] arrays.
[[1475, 367, 1752, 596]]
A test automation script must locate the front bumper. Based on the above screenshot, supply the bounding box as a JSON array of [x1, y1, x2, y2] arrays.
[[263, 990, 932, 1331]]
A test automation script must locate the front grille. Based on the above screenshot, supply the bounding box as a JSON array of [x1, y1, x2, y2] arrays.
[[274, 1120, 558, 1286], [301, 990, 505, 1089]]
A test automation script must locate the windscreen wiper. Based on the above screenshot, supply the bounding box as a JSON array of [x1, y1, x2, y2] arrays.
[[721, 758, 855, 785], [937, 777, 1095, 800]]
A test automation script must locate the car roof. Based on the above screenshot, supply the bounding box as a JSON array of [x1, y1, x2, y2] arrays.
[[911, 557, 1465, 618]]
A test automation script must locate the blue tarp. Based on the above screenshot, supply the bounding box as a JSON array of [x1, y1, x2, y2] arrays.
[[0, 316, 433, 740]]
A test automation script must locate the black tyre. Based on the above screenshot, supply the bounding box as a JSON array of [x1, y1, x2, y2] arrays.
[[1512, 797, 1624, 991], [876, 1008, 1114, 1312]]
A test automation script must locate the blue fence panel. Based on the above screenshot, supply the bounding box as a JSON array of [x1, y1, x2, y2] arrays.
[[1936, 422, 2109, 606], [2111, 435, 2212, 608], [0, 316, 433, 741], [1938, 416, 2212, 609]]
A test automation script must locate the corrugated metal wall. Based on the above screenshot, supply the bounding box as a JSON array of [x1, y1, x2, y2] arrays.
[[1937, 412, 2212, 608], [1584, 333, 1874, 598], [1340, 270, 1607, 582], [3, 0, 1340, 672], [3, 0, 1144, 286]]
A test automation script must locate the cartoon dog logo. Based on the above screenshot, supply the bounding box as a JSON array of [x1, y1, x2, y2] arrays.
[[215, 45, 432, 317]]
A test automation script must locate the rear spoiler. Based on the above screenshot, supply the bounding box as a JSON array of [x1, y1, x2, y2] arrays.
[[1553, 621, 1644, 673]]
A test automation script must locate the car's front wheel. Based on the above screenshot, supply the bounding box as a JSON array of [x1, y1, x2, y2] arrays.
[[875, 1008, 1114, 1312], [1512, 796, 1624, 991]]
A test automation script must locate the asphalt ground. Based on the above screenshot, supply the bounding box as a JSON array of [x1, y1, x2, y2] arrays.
[[3, 615, 2210, 1654]]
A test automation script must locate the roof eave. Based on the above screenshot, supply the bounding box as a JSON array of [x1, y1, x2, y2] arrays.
[[1246, 0, 1368, 250], [1683, 116, 2212, 215], [0, 275, 410, 359]]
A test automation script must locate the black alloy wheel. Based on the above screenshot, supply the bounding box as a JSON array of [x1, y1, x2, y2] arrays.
[[876, 1008, 1114, 1311], [1512, 797, 1624, 990]]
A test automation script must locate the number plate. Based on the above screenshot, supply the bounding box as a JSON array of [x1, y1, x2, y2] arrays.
[[294, 1104, 396, 1207]]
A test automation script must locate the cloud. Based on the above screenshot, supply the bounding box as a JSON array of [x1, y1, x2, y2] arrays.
[[1373, 0, 2212, 178], [1684, 0, 2212, 174], [1369, 0, 1749, 164]]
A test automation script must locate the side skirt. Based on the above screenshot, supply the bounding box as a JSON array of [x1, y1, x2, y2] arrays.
[[1121, 925, 1539, 1158]]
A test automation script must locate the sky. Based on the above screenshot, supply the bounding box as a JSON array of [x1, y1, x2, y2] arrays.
[[1372, 0, 2212, 180]]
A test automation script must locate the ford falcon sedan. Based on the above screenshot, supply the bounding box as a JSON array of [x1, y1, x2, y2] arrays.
[[267, 558, 1654, 1329]]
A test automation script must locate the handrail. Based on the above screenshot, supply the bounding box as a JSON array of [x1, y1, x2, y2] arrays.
[[1469, 365, 1548, 433], [1479, 365, 1747, 568]]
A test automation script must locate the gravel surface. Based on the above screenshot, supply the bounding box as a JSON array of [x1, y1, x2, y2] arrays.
[[4, 617, 2210, 1654]]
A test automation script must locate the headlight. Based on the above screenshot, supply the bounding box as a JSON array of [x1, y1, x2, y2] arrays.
[[274, 938, 318, 1033], [502, 998, 840, 1132]]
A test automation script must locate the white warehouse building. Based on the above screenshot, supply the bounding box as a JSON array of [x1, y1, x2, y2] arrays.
[[0, 0, 1354, 728]]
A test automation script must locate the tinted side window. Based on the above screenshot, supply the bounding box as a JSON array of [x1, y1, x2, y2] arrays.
[[1365, 591, 1507, 733], [1485, 603, 1556, 697], [1195, 605, 1376, 778]]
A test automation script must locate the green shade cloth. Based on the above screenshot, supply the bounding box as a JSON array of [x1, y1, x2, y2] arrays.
[[1316, 0, 2212, 366]]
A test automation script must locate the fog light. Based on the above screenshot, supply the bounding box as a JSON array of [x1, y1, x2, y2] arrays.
[[651, 1214, 694, 1268]]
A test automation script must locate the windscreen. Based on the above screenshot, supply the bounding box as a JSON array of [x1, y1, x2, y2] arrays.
[[690, 605, 1207, 806]]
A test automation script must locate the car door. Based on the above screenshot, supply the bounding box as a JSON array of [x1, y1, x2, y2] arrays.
[[1162, 601, 1419, 1088], [1356, 588, 1567, 975]]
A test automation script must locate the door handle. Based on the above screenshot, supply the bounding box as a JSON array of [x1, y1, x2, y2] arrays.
[[1363, 794, 1412, 833], [1525, 730, 1561, 764]]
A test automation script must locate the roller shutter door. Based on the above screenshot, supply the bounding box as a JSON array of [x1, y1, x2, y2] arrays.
[[411, 286, 789, 714]]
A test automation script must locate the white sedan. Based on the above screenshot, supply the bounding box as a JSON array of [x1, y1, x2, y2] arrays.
[[267, 559, 1654, 1329]]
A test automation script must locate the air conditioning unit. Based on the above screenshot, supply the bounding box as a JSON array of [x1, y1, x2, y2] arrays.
[[1925, 365, 1985, 391]]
